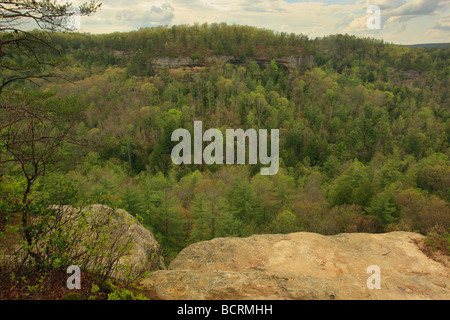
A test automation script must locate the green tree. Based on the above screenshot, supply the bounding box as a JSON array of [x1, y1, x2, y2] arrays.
[[271, 210, 299, 234], [190, 178, 227, 241], [0, 0, 101, 94], [365, 192, 401, 226], [227, 177, 258, 225], [119, 181, 143, 216], [251, 174, 275, 225]]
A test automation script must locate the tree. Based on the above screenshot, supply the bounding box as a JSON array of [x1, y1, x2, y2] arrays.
[[0, 90, 85, 264], [270, 210, 299, 234], [0, 1, 101, 267], [149, 110, 180, 174], [0, 0, 102, 94], [227, 177, 258, 225], [190, 177, 228, 241], [128, 49, 152, 77], [119, 179, 143, 216], [365, 192, 400, 226], [144, 173, 184, 257], [414, 153, 450, 198], [1, 91, 83, 203], [0, 1, 102, 172], [251, 174, 275, 225], [273, 172, 296, 209]]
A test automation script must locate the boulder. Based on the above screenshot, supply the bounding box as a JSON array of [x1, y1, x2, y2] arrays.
[[141, 232, 449, 300], [1, 204, 165, 280], [69, 204, 166, 277]]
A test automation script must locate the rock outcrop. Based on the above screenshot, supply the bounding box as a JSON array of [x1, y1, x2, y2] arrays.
[[141, 232, 449, 300], [150, 55, 314, 73], [67, 204, 166, 277], [1, 204, 165, 279]]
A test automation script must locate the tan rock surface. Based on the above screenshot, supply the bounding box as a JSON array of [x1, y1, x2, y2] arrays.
[[141, 232, 449, 300]]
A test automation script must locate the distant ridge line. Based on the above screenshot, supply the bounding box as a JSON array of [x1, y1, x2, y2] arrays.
[[408, 43, 450, 49]]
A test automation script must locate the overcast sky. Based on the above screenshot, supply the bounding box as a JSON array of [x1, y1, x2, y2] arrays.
[[73, 0, 449, 44]]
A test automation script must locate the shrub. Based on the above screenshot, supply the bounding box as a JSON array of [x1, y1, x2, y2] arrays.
[[321, 204, 363, 235], [2, 203, 136, 282], [270, 210, 300, 234], [346, 216, 384, 233], [64, 292, 84, 300], [424, 230, 450, 255], [396, 189, 450, 234]]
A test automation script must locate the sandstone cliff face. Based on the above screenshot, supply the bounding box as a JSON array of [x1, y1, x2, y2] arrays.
[[141, 232, 449, 300], [151, 55, 314, 72]]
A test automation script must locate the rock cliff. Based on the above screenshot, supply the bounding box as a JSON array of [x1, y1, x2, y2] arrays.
[[150, 55, 314, 72], [141, 232, 449, 300]]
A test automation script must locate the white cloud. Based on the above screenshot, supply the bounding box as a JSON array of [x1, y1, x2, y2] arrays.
[[431, 13, 450, 30], [117, 2, 175, 25], [77, 0, 450, 44], [388, 0, 448, 16]]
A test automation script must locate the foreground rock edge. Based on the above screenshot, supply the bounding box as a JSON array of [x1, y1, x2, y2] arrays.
[[141, 231, 449, 300]]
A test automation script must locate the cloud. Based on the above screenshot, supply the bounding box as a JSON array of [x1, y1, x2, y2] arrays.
[[76, 0, 450, 44], [79, 1, 175, 30], [431, 13, 450, 31], [370, 0, 449, 26], [115, 2, 175, 27], [387, 0, 448, 16], [117, 2, 175, 25], [338, 0, 449, 42]]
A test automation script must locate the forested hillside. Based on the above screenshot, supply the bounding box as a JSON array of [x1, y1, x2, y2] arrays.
[[1, 24, 449, 263]]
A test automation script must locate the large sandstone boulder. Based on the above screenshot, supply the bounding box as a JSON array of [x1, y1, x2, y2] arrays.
[[66, 204, 166, 277], [141, 232, 449, 300], [1, 204, 165, 280]]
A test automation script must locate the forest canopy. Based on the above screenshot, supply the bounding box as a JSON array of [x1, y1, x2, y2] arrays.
[[1, 23, 449, 263]]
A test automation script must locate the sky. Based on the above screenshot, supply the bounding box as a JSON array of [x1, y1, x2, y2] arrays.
[[72, 0, 449, 44]]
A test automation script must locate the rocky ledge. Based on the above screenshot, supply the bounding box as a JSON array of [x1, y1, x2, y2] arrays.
[[141, 232, 449, 300], [151, 55, 315, 72]]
